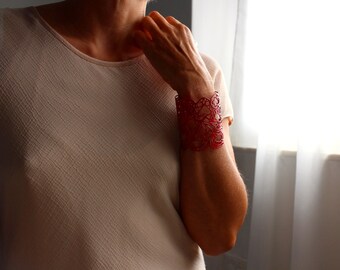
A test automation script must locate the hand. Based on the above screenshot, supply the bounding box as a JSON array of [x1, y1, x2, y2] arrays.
[[133, 11, 215, 100]]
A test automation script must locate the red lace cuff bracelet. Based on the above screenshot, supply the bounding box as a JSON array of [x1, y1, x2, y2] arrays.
[[175, 91, 224, 151]]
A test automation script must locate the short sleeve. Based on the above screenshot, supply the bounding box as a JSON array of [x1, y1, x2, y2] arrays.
[[200, 53, 234, 125]]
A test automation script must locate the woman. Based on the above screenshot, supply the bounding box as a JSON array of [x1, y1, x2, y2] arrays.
[[0, 0, 248, 269]]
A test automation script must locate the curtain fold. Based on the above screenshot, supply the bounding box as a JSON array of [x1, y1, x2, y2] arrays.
[[193, 0, 340, 269], [244, 1, 340, 269], [290, 151, 340, 270], [192, 0, 239, 98]]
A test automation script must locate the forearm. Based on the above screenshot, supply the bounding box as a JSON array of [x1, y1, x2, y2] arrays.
[[179, 120, 248, 256], [133, 11, 248, 254]]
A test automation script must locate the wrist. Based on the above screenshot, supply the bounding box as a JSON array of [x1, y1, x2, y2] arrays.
[[176, 74, 215, 102], [175, 91, 224, 151]]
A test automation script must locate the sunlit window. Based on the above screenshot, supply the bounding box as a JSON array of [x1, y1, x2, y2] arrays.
[[242, 0, 340, 154]]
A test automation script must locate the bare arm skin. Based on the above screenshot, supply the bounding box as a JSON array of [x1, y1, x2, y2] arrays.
[[134, 11, 248, 256], [179, 118, 248, 255]]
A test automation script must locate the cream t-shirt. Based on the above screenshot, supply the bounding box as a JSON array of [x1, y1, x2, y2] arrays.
[[0, 6, 233, 270]]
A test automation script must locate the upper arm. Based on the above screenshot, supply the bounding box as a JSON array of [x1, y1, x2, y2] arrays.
[[222, 117, 236, 164]]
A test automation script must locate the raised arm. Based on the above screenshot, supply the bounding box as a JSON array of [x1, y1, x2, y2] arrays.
[[134, 11, 248, 256]]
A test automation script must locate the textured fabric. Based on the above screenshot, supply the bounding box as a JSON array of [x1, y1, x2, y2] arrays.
[[0, 6, 233, 270]]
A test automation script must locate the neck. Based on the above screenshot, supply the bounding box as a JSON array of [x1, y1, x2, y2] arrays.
[[39, 0, 148, 61], [67, 0, 147, 38]]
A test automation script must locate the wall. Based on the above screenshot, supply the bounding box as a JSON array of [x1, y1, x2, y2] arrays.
[[147, 0, 192, 29], [0, 0, 61, 8], [0, 0, 192, 28]]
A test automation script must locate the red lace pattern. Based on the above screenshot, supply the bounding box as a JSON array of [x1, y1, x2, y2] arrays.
[[175, 91, 224, 151]]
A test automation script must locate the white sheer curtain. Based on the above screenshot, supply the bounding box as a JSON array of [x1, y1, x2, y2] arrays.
[[245, 1, 340, 269], [193, 0, 340, 269]]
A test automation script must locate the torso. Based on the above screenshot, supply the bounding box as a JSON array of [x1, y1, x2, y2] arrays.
[[0, 7, 208, 269]]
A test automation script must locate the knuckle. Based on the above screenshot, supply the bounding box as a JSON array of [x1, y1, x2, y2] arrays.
[[178, 24, 185, 29], [179, 24, 189, 33], [150, 11, 161, 17], [142, 16, 153, 24], [166, 15, 175, 21]]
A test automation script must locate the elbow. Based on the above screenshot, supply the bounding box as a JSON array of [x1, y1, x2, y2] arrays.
[[199, 230, 238, 256], [201, 193, 248, 256]]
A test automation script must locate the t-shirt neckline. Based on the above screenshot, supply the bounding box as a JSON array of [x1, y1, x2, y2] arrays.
[[29, 6, 146, 67]]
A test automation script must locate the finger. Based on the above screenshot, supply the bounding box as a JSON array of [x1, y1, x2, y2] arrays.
[[148, 11, 171, 31], [165, 16, 182, 26], [165, 16, 192, 39], [140, 16, 163, 41], [164, 17, 195, 49]]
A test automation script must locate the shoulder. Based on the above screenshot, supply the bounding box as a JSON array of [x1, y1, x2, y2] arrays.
[[199, 52, 227, 91], [0, 7, 36, 35], [199, 52, 234, 122], [0, 7, 37, 97], [0, 7, 23, 23], [199, 52, 223, 80], [0, 7, 38, 61]]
